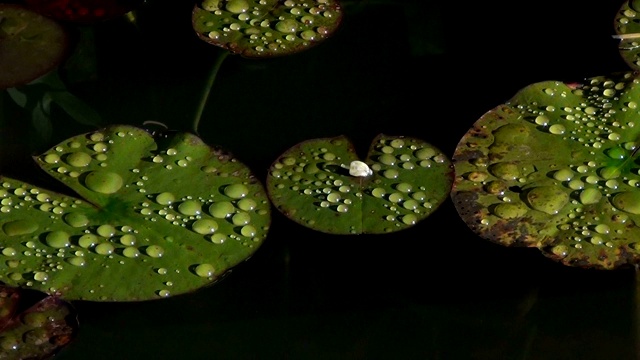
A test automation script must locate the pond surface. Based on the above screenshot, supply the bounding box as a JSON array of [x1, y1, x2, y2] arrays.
[[1, 1, 638, 359]]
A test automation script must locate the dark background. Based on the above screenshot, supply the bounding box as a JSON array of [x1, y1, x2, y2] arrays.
[[1, 1, 639, 359]]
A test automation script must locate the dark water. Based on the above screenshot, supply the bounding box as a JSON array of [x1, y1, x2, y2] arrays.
[[1, 1, 638, 359]]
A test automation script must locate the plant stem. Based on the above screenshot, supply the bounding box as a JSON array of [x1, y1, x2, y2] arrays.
[[192, 49, 230, 135]]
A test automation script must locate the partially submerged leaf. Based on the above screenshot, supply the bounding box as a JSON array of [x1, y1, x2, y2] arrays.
[[0, 125, 271, 301], [0, 286, 77, 360], [451, 71, 640, 270], [0, 4, 69, 90], [267, 134, 453, 234], [614, 0, 640, 71], [192, 0, 343, 58]]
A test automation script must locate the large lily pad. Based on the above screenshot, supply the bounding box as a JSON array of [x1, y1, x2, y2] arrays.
[[0, 4, 69, 90], [24, 0, 136, 24], [0, 125, 271, 301], [0, 286, 77, 359], [267, 134, 453, 234], [192, 0, 343, 58], [451, 71, 640, 270]]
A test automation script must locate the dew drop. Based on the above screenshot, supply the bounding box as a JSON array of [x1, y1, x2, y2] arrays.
[[66, 151, 92, 167], [146, 245, 164, 258], [68, 256, 86, 267], [195, 263, 216, 277], [579, 188, 602, 205], [95, 243, 114, 255], [401, 214, 417, 225], [33, 271, 48, 282], [526, 186, 569, 215], [240, 225, 256, 237], [211, 233, 226, 244], [612, 191, 640, 214], [224, 184, 249, 199], [237, 198, 257, 211], [1, 247, 16, 256], [97, 224, 116, 238], [63, 213, 89, 228], [123, 247, 140, 258], [78, 234, 99, 248], [209, 201, 235, 218], [492, 203, 528, 219], [119, 234, 136, 246], [84, 171, 123, 194], [156, 192, 176, 205], [232, 212, 251, 226], [192, 219, 219, 234], [2, 219, 38, 236], [45, 231, 70, 248], [550, 245, 569, 257], [178, 200, 202, 216]]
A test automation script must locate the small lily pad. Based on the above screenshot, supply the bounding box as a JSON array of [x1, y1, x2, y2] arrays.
[[267, 134, 453, 234], [0, 286, 77, 360], [0, 125, 271, 301], [614, 0, 640, 71], [451, 71, 640, 270], [192, 0, 343, 58], [0, 4, 69, 90]]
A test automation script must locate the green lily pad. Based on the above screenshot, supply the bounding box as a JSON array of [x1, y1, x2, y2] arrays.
[[0, 125, 271, 301], [0, 286, 77, 359], [0, 4, 69, 90], [451, 71, 640, 270], [192, 0, 343, 58], [267, 134, 453, 234], [614, 0, 640, 71]]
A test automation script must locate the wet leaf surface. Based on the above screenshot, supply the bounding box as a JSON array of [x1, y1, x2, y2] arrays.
[[192, 0, 343, 58], [451, 71, 640, 270], [267, 134, 453, 234], [0, 4, 69, 90], [0, 285, 77, 360], [614, 0, 640, 71], [0, 125, 271, 301]]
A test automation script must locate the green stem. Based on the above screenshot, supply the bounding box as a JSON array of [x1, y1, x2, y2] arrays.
[[192, 49, 230, 135]]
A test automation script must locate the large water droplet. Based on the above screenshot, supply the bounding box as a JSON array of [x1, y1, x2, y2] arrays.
[[526, 186, 569, 215], [97, 224, 116, 238], [192, 219, 219, 235], [224, 184, 249, 199], [45, 231, 70, 248], [84, 171, 123, 194], [66, 151, 92, 167], [195, 263, 215, 277], [156, 192, 175, 205], [612, 191, 640, 214], [209, 201, 235, 218], [579, 188, 602, 205], [64, 212, 90, 228], [2, 219, 38, 236], [178, 200, 202, 216], [146, 245, 164, 258]]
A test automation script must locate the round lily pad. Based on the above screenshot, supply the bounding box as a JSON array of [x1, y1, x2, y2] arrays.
[[0, 4, 69, 90], [451, 71, 640, 270], [0, 286, 77, 359], [0, 125, 271, 301], [614, 0, 640, 71], [192, 0, 343, 58], [267, 134, 453, 234]]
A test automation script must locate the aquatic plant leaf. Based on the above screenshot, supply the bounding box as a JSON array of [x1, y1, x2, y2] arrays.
[[0, 286, 77, 360], [614, 0, 640, 71], [451, 71, 640, 270], [267, 134, 453, 234], [0, 125, 271, 301], [24, 0, 136, 24], [0, 4, 69, 90], [192, 0, 343, 58]]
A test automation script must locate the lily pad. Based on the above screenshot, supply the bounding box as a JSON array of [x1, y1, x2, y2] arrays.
[[451, 71, 640, 270], [0, 286, 77, 359], [614, 0, 640, 71], [267, 134, 453, 234], [0, 4, 69, 90], [0, 125, 271, 301], [192, 0, 343, 58]]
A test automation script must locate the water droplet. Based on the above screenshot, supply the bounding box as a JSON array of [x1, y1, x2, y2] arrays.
[[489, 162, 520, 181], [550, 245, 569, 257], [78, 234, 99, 248], [224, 184, 249, 199], [240, 225, 256, 237], [66, 151, 92, 167], [415, 147, 436, 160], [146, 245, 164, 258], [378, 154, 396, 166], [68, 256, 86, 267], [1, 247, 16, 256], [383, 169, 399, 179], [192, 219, 219, 234], [156, 192, 175, 205], [492, 203, 528, 219], [553, 168, 574, 182], [225, 0, 249, 13], [209, 201, 235, 218], [526, 186, 569, 215], [84, 171, 123, 194], [123, 247, 140, 258], [211, 233, 226, 244], [579, 188, 602, 205], [232, 212, 251, 226], [95, 243, 114, 255], [119, 234, 136, 246], [2, 219, 38, 236], [97, 224, 116, 238], [45, 231, 70, 248], [64, 212, 89, 228], [195, 263, 215, 277], [33, 271, 48, 282], [178, 200, 202, 216], [612, 191, 640, 214], [401, 214, 417, 225]]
